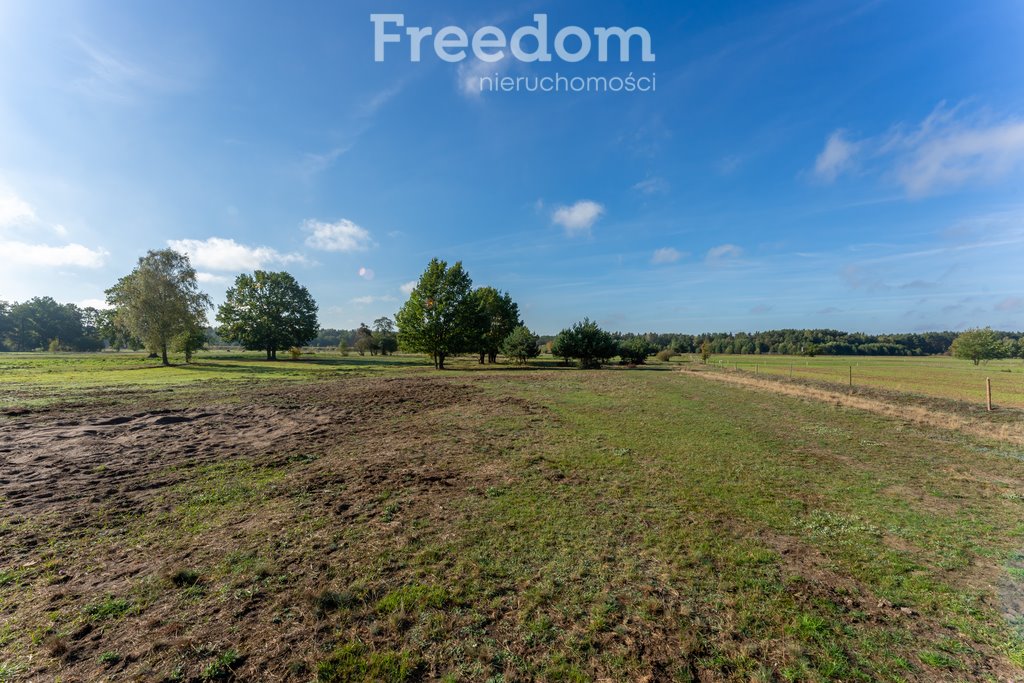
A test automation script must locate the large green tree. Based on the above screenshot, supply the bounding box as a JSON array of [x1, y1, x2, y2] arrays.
[[471, 287, 520, 364], [216, 270, 319, 360], [951, 327, 1011, 365], [106, 249, 211, 365], [395, 258, 475, 369]]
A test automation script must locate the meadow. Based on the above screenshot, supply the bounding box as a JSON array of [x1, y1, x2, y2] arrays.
[[690, 354, 1024, 410], [2, 351, 1024, 681]]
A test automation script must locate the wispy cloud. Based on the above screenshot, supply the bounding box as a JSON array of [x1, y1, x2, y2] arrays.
[[167, 237, 305, 272], [352, 295, 397, 305], [706, 244, 743, 263], [813, 130, 860, 182], [359, 82, 405, 117], [632, 177, 670, 195], [812, 103, 1024, 196], [77, 298, 112, 310], [400, 280, 416, 295], [196, 272, 230, 284], [651, 247, 683, 264], [0, 186, 106, 268], [457, 53, 512, 98], [0, 188, 37, 227], [715, 155, 744, 175], [298, 145, 353, 177], [70, 37, 191, 103], [995, 297, 1024, 313], [0, 241, 108, 268], [552, 200, 605, 237], [303, 219, 375, 252]]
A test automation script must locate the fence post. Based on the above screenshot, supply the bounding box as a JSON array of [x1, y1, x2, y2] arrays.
[[849, 366, 852, 388], [987, 378, 993, 411]]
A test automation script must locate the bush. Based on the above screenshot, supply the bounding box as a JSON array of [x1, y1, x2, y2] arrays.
[[618, 337, 657, 365], [289, 346, 303, 360], [655, 348, 675, 362], [552, 319, 618, 369], [501, 325, 540, 364]]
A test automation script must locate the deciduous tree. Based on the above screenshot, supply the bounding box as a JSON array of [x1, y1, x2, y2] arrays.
[[216, 271, 319, 360], [106, 249, 211, 365], [471, 287, 520, 364], [951, 328, 1010, 365], [395, 258, 475, 369]]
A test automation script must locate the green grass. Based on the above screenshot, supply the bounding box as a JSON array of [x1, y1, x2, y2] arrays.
[[0, 350, 438, 409], [316, 642, 421, 683], [695, 353, 1024, 407], [4, 353, 1024, 679]]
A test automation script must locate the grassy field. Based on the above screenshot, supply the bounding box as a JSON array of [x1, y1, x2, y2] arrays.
[[3, 352, 1024, 681], [692, 354, 1024, 409]]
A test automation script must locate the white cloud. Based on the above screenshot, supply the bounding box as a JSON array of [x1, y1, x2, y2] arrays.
[[167, 237, 305, 272], [303, 219, 374, 252], [552, 200, 605, 237], [360, 82, 404, 117], [0, 241, 108, 268], [458, 56, 511, 98], [632, 177, 669, 195], [358, 267, 375, 281], [400, 280, 416, 295], [299, 145, 352, 177], [0, 190, 37, 227], [813, 130, 860, 182], [812, 104, 1024, 196], [706, 244, 743, 262], [352, 295, 397, 305], [196, 271, 230, 284], [77, 298, 111, 310], [887, 106, 1024, 197], [651, 247, 683, 264]]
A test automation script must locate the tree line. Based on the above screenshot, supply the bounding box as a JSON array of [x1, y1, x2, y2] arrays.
[[561, 329, 1024, 358], [3, 250, 1022, 367]]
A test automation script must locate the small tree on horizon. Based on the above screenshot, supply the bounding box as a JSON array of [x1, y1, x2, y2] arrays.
[[471, 287, 520, 364], [373, 316, 398, 356], [618, 337, 657, 365], [551, 318, 618, 369], [951, 327, 1011, 366], [216, 271, 319, 360], [501, 325, 540, 364]]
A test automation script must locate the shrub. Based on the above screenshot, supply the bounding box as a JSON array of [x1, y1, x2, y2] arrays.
[[552, 319, 618, 369], [655, 348, 675, 362], [618, 337, 657, 364], [289, 346, 303, 360], [501, 325, 540, 364]]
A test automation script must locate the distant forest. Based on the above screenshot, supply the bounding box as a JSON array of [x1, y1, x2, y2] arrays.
[[3, 296, 1023, 357]]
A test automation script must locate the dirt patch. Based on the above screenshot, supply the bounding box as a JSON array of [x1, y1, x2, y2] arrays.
[[0, 376, 540, 682]]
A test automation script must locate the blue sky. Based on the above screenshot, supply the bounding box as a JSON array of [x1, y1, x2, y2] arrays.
[[1, 1, 1022, 334]]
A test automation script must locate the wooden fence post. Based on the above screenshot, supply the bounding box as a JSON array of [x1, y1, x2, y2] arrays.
[[987, 378, 993, 411]]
